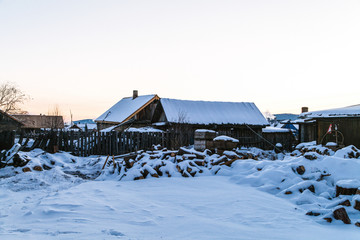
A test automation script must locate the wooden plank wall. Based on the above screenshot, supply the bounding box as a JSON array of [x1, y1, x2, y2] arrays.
[[317, 118, 360, 148]]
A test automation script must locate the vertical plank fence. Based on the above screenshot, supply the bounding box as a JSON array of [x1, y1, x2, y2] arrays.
[[16, 130, 177, 157]]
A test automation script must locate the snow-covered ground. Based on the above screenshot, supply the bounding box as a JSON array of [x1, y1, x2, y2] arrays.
[[1, 144, 360, 239]]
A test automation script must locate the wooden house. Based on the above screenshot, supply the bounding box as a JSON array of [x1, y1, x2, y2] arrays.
[[95, 91, 160, 131], [151, 98, 269, 146], [298, 104, 360, 148], [12, 114, 65, 132], [95, 91, 269, 147], [0, 109, 24, 149]]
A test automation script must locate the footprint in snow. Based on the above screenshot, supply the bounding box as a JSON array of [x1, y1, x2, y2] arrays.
[[10, 228, 31, 233], [102, 229, 125, 237]]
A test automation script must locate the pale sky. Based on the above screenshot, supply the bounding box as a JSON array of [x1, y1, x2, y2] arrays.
[[0, 0, 359, 121]]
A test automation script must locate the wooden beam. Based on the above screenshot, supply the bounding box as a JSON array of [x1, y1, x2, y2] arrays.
[[121, 95, 160, 124]]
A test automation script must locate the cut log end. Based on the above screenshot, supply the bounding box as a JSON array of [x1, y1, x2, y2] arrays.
[[333, 207, 351, 224]]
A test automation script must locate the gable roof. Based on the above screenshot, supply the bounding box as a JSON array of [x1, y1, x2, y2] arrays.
[[160, 98, 268, 126], [95, 94, 159, 124], [12, 114, 65, 129], [0, 109, 24, 126], [300, 104, 360, 119]]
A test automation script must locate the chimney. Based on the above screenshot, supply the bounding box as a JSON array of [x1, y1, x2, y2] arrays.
[[133, 90, 138, 99], [301, 107, 309, 113]]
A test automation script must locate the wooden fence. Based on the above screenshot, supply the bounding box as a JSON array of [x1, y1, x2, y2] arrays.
[[13, 129, 296, 157], [17, 131, 176, 157], [0, 131, 15, 150]]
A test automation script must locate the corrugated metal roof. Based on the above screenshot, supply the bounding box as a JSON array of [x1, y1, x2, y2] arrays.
[[95, 95, 158, 124], [300, 104, 360, 119], [160, 98, 268, 126]]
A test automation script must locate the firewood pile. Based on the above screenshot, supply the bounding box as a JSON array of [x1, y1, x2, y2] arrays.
[[101, 146, 271, 181], [292, 143, 360, 159]]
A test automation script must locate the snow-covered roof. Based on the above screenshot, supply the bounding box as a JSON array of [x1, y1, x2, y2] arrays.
[[76, 123, 97, 130], [160, 98, 268, 126], [101, 125, 119, 132], [124, 127, 163, 133], [300, 104, 360, 119], [95, 95, 158, 123], [73, 119, 96, 125], [262, 127, 292, 133]]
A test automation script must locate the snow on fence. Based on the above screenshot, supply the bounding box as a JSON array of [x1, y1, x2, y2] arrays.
[[16, 130, 177, 157]]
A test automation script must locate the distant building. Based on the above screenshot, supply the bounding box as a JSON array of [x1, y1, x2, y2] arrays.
[[69, 119, 97, 132], [12, 114, 65, 132]]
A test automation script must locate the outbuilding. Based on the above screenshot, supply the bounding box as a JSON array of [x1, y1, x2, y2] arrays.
[[0, 109, 24, 149], [298, 104, 360, 148]]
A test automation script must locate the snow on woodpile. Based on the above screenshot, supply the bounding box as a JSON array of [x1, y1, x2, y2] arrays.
[[213, 135, 239, 143], [97, 146, 275, 182], [160, 98, 269, 125], [300, 104, 360, 119], [95, 94, 157, 123]]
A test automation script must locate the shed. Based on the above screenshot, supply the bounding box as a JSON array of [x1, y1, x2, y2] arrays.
[[298, 104, 360, 148], [152, 98, 269, 147], [12, 114, 65, 131], [0, 109, 24, 150], [0, 109, 24, 132], [262, 127, 295, 150]]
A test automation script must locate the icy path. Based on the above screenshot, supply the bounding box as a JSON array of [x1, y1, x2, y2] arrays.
[[0, 176, 359, 240]]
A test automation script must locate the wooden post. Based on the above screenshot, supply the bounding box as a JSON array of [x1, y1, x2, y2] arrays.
[[121, 132, 125, 154], [115, 132, 119, 155], [102, 155, 110, 170], [103, 132, 107, 155], [18, 130, 24, 145], [76, 132, 80, 156], [85, 131, 89, 156], [69, 131, 73, 153]]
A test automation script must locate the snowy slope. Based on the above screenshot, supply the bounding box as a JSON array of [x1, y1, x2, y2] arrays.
[[1, 144, 360, 239], [2, 177, 360, 240]]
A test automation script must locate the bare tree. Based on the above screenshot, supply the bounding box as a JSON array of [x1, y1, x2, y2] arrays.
[[46, 104, 64, 129], [172, 110, 190, 148], [48, 104, 62, 116], [0, 82, 29, 113]]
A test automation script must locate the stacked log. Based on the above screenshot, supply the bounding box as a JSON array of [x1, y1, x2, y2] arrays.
[[213, 136, 239, 154], [194, 129, 216, 152], [335, 180, 360, 197]]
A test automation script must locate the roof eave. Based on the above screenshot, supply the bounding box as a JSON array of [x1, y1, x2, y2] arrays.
[[120, 95, 160, 124]]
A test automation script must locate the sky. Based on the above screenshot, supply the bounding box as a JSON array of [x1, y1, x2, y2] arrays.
[[0, 0, 359, 122]]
